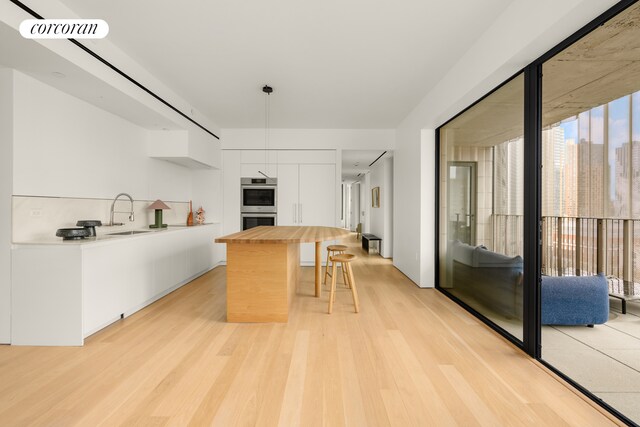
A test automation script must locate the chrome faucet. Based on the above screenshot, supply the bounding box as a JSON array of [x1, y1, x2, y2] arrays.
[[109, 193, 135, 226]]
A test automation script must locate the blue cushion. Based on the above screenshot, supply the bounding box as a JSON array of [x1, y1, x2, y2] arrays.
[[541, 274, 609, 325]]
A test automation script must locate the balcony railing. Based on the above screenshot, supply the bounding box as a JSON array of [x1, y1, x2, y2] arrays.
[[540, 216, 640, 284], [493, 214, 523, 257], [492, 214, 640, 287]]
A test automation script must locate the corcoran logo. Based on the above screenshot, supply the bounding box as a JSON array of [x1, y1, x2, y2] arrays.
[[19, 19, 109, 39]]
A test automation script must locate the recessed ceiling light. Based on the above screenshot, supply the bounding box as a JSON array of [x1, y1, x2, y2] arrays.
[[51, 71, 66, 78]]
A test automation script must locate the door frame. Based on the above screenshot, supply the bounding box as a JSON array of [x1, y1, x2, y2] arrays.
[[446, 161, 477, 246]]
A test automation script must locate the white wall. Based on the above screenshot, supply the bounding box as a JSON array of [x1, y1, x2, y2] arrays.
[[360, 174, 371, 234], [370, 157, 393, 258], [348, 182, 360, 232], [221, 150, 242, 236], [393, 0, 618, 287], [0, 69, 13, 343], [12, 71, 194, 202], [192, 168, 225, 262], [342, 184, 349, 229]]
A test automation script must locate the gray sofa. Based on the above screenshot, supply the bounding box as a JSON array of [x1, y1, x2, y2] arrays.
[[448, 240, 524, 319]]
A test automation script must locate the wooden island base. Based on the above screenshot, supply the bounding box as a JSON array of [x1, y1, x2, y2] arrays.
[[216, 226, 350, 323], [226, 242, 299, 322]]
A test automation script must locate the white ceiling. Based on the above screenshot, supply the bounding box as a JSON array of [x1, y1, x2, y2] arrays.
[[0, 22, 181, 131], [342, 149, 391, 182], [57, 0, 513, 129]]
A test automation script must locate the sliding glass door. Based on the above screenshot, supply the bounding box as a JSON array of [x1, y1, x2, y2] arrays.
[[540, 3, 640, 423], [438, 74, 525, 342], [437, 1, 640, 424]]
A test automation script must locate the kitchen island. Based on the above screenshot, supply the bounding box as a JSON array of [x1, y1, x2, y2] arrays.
[[216, 226, 349, 322], [12, 224, 221, 346]]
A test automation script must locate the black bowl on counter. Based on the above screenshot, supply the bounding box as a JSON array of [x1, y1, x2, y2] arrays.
[[76, 220, 102, 237], [56, 228, 91, 240]]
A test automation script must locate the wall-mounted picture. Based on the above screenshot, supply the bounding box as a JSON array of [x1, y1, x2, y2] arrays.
[[372, 186, 380, 208]]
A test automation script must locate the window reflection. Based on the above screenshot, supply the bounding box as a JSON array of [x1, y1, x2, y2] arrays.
[[439, 75, 524, 341]]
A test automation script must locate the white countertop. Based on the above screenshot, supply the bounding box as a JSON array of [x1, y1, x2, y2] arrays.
[[12, 223, 220, 247]]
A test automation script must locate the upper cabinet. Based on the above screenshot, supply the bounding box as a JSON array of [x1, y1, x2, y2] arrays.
[[234, 150, 335, 179], [147, 128, 221, 169]]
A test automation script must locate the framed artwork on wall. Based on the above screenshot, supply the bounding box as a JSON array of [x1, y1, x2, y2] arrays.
[[372, 187, 380, 208]]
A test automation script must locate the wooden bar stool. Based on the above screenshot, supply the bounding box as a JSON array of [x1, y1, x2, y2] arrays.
[[323, 244, 348, 287], [328, 253, 360, 314]]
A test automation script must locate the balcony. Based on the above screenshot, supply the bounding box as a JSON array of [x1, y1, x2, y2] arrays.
[[489, 214, 640, 422], [491, 214, 640, 313], [541, 216, 640, 314]]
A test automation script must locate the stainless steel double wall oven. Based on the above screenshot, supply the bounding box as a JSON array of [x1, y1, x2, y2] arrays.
[[240, 177, 277, 230]]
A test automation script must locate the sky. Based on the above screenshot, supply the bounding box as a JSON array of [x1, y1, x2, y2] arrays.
[[558, 94, 638, 143], [556, 93, 638, 203], [560, 120, 577, 142]]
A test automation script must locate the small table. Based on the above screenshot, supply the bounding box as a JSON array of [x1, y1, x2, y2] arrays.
[[608, 277, 640, 314], [216, 226, 350, 322], [362, 233, 381, 254]]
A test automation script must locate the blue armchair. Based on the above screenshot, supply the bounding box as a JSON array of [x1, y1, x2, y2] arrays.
[[541, 274, 609, 326]]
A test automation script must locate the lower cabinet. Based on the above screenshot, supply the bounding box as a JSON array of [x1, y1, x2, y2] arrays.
[[12, 224, 219, 346]]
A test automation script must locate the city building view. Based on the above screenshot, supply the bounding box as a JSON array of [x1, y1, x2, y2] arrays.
[[542, 93, 640, 282]]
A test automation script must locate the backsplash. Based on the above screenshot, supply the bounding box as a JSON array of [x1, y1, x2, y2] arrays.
[[13, 196, 191, 242]]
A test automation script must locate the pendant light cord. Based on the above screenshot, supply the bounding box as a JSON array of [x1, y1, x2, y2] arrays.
[[265, 92, 269, 172], [260, 84, 273, 179]]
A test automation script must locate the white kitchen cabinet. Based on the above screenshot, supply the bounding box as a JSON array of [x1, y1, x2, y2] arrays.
[[147, 129, 221, 169], [277, 150, 335, 164], [277, 164, 299, 226], [277, 163, 336, 263], [240, 163, 278, 179], [299, 164, 336, 227], [12, 224, 219, 346], [222, 149, 338, 264], [240, 150, 277, 164]]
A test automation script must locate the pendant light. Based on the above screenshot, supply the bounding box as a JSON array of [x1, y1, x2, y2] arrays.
[[259, 84, 273, 179]]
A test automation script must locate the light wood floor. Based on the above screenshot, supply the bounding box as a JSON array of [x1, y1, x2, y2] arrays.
[[0, 236, 623, 426]]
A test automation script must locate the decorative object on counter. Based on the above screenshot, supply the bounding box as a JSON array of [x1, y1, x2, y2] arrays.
[[56, 228, 91, 241], [76, 220, 102, 237], [196, 206, 205, 225], [187, 200, 194, 226], [148, 200, 171, 229]]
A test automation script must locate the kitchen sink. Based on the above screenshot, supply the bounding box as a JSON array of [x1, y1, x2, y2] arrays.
[[107, 230, 152, 236]]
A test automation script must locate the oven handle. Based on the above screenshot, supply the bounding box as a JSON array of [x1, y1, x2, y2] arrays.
[[241, 185, 277, 190]]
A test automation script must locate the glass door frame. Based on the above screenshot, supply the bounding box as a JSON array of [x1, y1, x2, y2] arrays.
[[435, 1, 638, 425], [435, 70, 527, 352], [446, 161, 477, 247]]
